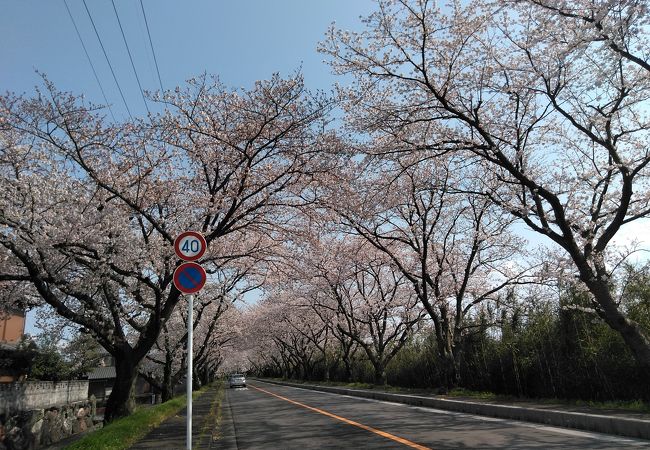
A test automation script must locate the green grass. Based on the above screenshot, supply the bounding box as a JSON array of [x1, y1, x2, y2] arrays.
[[266, 377, 429, 394], [267, 377, 377, 390], [446, 388, 650, 412], [446, 387, 499, 400], [64, 384, 214, 450], [546, 398, 650, 413], [198, 381, 224, 443]]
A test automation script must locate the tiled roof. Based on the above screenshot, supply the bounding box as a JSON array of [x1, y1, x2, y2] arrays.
[[0, 341, 19, 350], [87, 366, 116, 380]]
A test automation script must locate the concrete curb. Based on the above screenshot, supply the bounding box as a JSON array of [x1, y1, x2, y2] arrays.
[[256, 379, 650, 441]]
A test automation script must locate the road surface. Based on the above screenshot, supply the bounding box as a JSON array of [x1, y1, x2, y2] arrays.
[[218, 381, 650, 449]]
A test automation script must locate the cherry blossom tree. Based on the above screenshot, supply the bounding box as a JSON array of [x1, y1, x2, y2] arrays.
[[141, 270, 246, 401], [321, 0, 650, 372], [192, 276, 248, 387], [0, 73, 331, 420], [246, 296, 322, 379], [319, 153, 531, 386], [254, 269, 361, 381], [275, 231, 426, 385], [332, 253, 426, 385], [278, 293, 335, 381]]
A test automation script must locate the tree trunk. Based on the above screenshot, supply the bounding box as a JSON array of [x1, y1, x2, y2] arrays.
[[373, 361, 387, 386], [324, 365, 330, 382], [453, 352, 461, 388], [342, 356, 352, 382], [193, 367, 202, 390], [451, 336, 462, 388], [301, 359, 311, 381], [439, 349, 459, 390], [586, 277, 650, 371], [432, 328, 458, 390], [199, 366, 210, 386], [161, 357, 173, 402], [104, 356, 138, 422]]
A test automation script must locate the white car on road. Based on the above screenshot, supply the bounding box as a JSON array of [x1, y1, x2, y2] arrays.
[[228, 373, 246, 388]]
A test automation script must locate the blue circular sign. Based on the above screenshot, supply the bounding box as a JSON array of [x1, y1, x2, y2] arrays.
[[173, 262, 206, 294]]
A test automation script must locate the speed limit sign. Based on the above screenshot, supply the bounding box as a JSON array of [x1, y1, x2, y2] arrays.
[[174, 231, 207, 261]]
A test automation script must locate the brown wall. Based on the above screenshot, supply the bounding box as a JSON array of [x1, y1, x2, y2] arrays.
[[0, 313, 25, 343]]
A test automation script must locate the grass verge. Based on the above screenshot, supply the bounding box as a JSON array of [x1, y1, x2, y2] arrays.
[[64, 385, 212, 450], [540, 397, 650, 413], [197, 381, 225, 445], [264, 378, 431, 395], [446, 388, 650, 412], [446, 387, 499, 400]]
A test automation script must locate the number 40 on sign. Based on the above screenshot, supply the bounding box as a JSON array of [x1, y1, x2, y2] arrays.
[[174, 231, 207, 261]]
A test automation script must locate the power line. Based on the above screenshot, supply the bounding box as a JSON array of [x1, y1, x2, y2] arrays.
[[111, 0, 150, 115], [63, 0, 116, 122], [82, 0, 133, 120], [140, 0, 165, 93]]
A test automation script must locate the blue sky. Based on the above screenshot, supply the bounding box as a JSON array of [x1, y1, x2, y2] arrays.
[[2, 0, 375, 119], [3, 0, 375, 334], [5, 1, 648, 336]]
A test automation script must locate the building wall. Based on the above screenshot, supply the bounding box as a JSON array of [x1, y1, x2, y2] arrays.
[[88, 379, 112, 402], [0, 312, 25, 343], [0, 311, 27, 383]]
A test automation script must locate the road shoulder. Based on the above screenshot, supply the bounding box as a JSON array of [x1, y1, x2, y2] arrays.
[[212, 387, 238, 449], [130, 383, 222, 450], [256, 378, 650, 441]]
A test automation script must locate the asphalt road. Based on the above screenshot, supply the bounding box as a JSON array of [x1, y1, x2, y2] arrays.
[[218, 381, 650, 450]]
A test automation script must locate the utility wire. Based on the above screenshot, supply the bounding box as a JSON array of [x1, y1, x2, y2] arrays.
[[111, 0, 150, 115], [63, 0, 117, 123], [140, 0, 165, 93], [82, 0, 133, 120]]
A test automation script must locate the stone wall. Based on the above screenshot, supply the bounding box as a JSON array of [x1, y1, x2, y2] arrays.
[[0, 381, 88, 416], [0, 381, 97, 449], [0, 398, 100, 450]]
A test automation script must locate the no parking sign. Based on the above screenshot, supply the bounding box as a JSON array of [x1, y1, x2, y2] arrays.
[[173, 262, 207, 294]]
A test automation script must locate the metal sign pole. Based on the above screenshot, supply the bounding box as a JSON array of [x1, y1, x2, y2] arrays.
[[186, 294, 193, 450], [173, 232, 206, 450]]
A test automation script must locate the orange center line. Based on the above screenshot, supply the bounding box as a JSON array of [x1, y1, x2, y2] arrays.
[[249, 384, 432, 450]]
